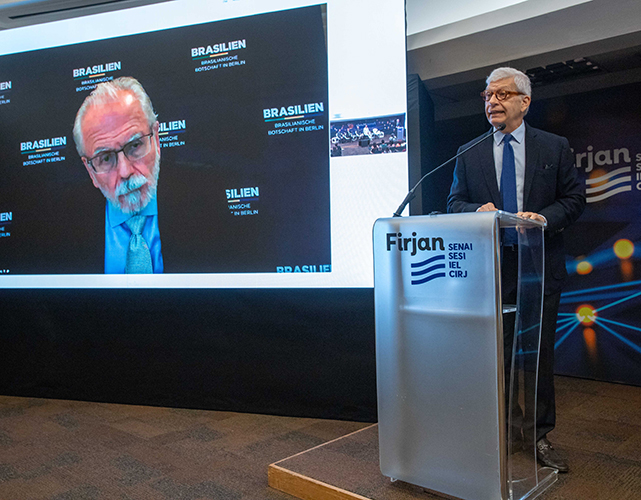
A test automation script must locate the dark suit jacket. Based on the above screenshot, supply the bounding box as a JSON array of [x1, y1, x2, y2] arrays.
[[447, 123, 586, 294]]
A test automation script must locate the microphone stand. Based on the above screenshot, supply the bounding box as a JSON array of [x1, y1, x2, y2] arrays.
[[393, 124, 506, 217]]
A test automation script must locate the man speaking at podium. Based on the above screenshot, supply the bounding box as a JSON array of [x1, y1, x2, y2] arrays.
[[447, 67, 585, 472]]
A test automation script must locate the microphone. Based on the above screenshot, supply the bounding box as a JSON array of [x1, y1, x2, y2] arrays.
[[393, 123, 507, 217]]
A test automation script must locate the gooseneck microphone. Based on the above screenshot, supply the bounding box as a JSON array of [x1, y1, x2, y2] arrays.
[[393, 123, 507, 217]]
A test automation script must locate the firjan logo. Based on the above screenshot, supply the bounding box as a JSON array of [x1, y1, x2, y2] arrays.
[[386, 232, 447, 285], [575, 146, 635, 203], [585, 166, 632, 203], [386, 232, 444, 256], [411, 255, 446, 285]]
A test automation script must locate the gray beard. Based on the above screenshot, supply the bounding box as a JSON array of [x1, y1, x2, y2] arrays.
[[101, 154, 160, 215]]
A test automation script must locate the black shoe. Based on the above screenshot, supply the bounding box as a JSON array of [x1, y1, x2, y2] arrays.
[[536, 438, 569, 473]]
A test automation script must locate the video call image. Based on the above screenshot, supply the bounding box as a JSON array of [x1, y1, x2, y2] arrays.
[[0, 5, 330, 275], [330, 114, 406, 157]]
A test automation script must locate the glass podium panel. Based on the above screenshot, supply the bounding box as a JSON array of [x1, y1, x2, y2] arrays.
[[374, 212, 556, 500], [501, 217, 558, 500]]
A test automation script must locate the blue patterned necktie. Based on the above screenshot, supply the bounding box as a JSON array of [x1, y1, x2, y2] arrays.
[[501, 134, 518, 245], [125, 215, 153, 274]]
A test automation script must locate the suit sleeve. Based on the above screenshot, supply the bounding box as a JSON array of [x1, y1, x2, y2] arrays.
[[538, 137, 586, 234], [447, 147, 483, 214]]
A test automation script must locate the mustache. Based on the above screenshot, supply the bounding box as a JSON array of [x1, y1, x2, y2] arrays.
[[115, 174, 148, 197]]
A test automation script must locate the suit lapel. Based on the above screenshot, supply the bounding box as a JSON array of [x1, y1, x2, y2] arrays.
[[478, 134, 501, 208], [523, 124, 540, 210]]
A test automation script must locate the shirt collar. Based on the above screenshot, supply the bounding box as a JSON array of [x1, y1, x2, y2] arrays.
[[494, 121, 526, 146], [107, 195, 158, 228]]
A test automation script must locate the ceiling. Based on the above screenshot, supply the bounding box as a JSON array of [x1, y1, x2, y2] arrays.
[[406, 0, 641, 120], [424, 34, 641, 121]]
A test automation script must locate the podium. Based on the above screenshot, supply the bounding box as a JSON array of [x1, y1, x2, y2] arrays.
[[373, 211, 557, 500]]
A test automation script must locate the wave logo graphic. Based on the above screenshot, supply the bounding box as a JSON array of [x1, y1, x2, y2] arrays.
[[411, 254, 446, 285], [586, 166, 631, 203]]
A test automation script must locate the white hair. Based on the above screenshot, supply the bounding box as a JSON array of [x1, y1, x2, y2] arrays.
[[486, 67, 531, 97], [73, 76, 157, 156]]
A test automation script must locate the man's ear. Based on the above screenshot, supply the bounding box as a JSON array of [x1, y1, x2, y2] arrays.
[[82, 157, 100, 189], [521, 95, 531, 113]]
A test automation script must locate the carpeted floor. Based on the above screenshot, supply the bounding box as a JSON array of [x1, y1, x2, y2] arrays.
[[0, 375, 639, 500], [0, 396, 368, 499], [269, 376, 641, 500]]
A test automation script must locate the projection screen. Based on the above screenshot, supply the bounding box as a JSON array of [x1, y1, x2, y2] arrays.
[[0, 0, 408, 288]]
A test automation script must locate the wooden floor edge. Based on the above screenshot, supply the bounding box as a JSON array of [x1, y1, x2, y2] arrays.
[[268, 463, 373, 500]]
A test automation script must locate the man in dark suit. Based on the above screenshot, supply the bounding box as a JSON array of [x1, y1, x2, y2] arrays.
[[448, 67, 585, 472]]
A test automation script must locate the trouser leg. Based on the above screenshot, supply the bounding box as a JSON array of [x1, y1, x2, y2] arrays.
[[535, 291, 560, 441]]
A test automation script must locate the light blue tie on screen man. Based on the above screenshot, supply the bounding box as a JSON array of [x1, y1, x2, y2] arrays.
[[125, 215, 153, 274]]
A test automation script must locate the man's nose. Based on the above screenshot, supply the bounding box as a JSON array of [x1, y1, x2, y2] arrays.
[[116, 150, 136, 178]]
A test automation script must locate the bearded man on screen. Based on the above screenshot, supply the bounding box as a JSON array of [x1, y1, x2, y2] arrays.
[[73, 77, 163, 274]]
